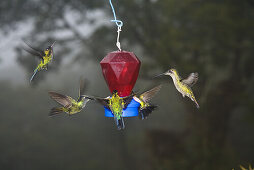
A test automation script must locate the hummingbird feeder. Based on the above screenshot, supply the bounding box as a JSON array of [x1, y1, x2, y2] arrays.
[[100, 51, 141, 117], [100, 0, 141, 117]]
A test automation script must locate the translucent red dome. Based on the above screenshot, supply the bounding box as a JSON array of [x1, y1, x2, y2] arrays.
[[100, 51, 141, 97]]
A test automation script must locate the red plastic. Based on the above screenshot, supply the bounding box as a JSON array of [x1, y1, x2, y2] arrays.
[[100, 51, 141, 97]]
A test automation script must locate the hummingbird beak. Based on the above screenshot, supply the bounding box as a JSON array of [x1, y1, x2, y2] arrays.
[[50, 41, 56, 48], [154, 70, 171, 78], [154, 73, 165, 78], [82, 95, 94, 100]]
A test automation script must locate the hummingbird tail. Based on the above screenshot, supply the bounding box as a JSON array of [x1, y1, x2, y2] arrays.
[[49, 107, 64, 116], [30, 68, 39, 82], [139, 105, 158, 120], [194, 99, 200, 109], [114, 117, 125, 130]]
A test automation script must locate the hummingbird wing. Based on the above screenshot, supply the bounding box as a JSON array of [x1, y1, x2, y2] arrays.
[[78, 78, 88, 102], [23, 41, 45, 59], [139, 105, 158, 120], [49, 107, 64, 116], [140, 85, 162, 103], [23, 47, 45, 60], [122, 94, 135, 109], [48, 91, 72, 109], [181, 72, 198, 87]]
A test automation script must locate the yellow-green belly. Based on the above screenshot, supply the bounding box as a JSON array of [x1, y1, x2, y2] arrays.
[[175, 80, 195, 99], [62, 101, 83, 115], [63, 107, 81, 115], [38, 56, 52, 70], [109, 97, 124, 119]]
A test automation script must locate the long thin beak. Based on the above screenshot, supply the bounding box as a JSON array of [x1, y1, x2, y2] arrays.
[[81, 95, 94, 100], [154, 73, 166, 78], [50, 41, 56, 48], [86, 96, 94, 100]]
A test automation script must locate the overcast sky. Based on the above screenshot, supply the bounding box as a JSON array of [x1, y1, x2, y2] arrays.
[[0, 9, 109, 85]]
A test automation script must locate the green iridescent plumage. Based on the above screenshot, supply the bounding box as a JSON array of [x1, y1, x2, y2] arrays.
[[157, 68, 200, 108], [133, 85, 162, 119], [23, 41, 56, 82], [94, 90, 134, 130], [48, 79, 93, 116]]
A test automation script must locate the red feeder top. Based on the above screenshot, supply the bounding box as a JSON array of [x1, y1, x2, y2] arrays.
[[100, 51, 141, 97]]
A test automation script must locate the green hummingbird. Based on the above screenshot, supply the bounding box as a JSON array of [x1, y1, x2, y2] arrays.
[[94, 90, 134, 130], [133, 85, 162, 120], [239, 164, 254, 170], [48, 79, 93, 116], [23, 41, 56, 82], [156, 68, 200, 108]]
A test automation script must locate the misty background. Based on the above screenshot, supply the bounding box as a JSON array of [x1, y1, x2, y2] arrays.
[[0, 0, 254, 169]]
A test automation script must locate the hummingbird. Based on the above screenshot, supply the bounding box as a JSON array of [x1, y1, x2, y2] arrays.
[[133, 85, 162, 120], [239, 164, 254, 170], [23, 41, 56, 82], [94, 90, 134, 130], [48, 79, 93, 116], [156, 68, 200, 108]]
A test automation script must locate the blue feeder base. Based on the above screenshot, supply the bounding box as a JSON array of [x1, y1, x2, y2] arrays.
[[104, 98, 140, 117]]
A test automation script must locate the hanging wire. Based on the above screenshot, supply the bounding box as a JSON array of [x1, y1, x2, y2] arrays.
[[109, 0, 123, 51]]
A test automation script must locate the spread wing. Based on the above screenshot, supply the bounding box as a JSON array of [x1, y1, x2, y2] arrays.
[[48, 91, 72, 108], [78, 78, 88, 102], [123, 94, 135, 109], [181, 72, 198, 87], [23, 41, 45, 60], [140, 85, 162, 103]]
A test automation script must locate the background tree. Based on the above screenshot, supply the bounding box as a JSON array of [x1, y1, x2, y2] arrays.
[[0, 0, 254, 169]]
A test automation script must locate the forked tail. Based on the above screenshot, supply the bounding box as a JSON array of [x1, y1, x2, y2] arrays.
[[139, 105, 158, 120], [114, 116, 125, 130], [49, 107, 64, 116], [193, 98, 200, 109]]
